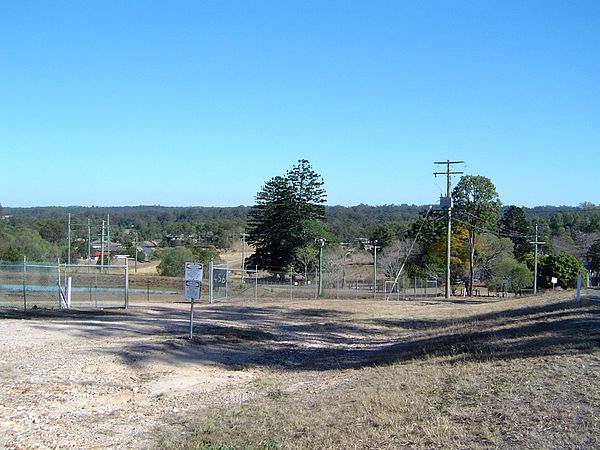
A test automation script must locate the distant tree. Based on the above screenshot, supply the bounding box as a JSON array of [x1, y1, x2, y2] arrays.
[[476, 234, 514, 283], [246, 160, 326, 276], [157, 247, 194, 277], [540, 253, 586, 288], [586, 239, 600, 272], [369, 224, 394, 252], [295, 244, 318, 284], [38, 217, 67, 244], [191, 246, 221, 266], [452, 175, 501, 295], [485, 257, 533, 293], [501, 206, 532, 261]]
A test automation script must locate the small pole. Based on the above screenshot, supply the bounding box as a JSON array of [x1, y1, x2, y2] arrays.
[[318, 238, 325, 297], [67, 213, 71, 266], [373, 241, 379, 299], [124, 257, 129, 309], [241, 232, 249, 273], [22, 255, 27, 312], [101, 220, 105, 272], [65, 276, 72, 308], [576, 271, 582, 305], [134, 230, 138, 273], [289, 268, 293, 301], [254, 265, 258, 303], [209, 259, 214, 304], [189, 296, 195, 339], [87, 218, 91, 263], [57, 257, 62, 307], [534, 224, 539, 294], [315, 267, 319, 300], [106, 214, 111, 267]]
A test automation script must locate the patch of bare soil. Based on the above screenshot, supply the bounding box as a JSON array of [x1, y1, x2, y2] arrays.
[[0, 290, 598, 448], [0, 307, 256, 449]]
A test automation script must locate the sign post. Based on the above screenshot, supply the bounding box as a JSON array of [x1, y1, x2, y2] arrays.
[[184, 262, 203, 339]]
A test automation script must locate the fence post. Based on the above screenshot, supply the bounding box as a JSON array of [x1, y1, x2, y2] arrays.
[[576, 271, 582, 305], [65, 276, 72, 308], [124, 258, 129, 309], [57, 257, 62, 307], [254, 265, 258, 303], [209, 260, 214, 304], [22, 256, 27, 312]]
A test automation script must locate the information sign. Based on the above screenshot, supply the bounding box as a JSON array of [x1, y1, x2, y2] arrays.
[[185, 262, 203, 282], [184, 262, 203, 299], [213, 268, 227, 287]]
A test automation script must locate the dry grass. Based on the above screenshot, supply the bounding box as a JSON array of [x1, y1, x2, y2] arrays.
[[164, 291, 599, 449]]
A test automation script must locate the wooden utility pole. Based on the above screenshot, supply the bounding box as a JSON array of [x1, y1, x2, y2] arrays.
[[434, 160, 464, 299], [530, 224, 546, 294]]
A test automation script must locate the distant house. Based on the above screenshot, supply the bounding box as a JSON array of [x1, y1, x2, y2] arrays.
[[90, 240, 128, 259], [141, 240, 159, 259]]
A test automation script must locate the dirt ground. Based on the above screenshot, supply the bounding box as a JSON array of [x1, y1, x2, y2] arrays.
[[0, 291, 598, 449]]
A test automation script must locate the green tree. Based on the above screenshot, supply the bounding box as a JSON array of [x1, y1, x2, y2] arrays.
[[586, 239, 600, 272], [370, 224, 394, 252], [246, 160, 326, 276], [485, 256, 533, 293], [295, 244, 318, 284], [540, 253, 586, 288], [501, 205, 532, 261], [157, 247, 194, 277], [452, 175, 501, 295], [191, 246, 221, 266]]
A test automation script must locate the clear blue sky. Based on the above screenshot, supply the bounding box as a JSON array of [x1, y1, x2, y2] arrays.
[[1, 0, 598, 208]]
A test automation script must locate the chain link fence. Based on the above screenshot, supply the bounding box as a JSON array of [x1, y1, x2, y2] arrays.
[[0, 259, 129, 310], [2, 257, 447, 311]]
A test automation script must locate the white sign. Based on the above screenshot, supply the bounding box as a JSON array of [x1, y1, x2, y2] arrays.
[[185, 280, 201, 299], [184, 262, 203, 299], [551, 277, 558, 285], [185, 262, 203, 282]]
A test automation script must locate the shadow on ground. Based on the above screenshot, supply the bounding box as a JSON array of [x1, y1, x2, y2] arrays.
[[9, 295, 600, 371]]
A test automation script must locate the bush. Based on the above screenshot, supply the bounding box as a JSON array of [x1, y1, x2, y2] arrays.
[[485, 257, 533, 293], [540, 253, 586, 288], [157, 247, 194, 277]]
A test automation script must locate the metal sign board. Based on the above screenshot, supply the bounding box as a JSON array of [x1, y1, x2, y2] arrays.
[[185, 280, 201, 299], [184, 262, 203, 299], [185, 262, 203, 282], [213, 268, 227, 287]]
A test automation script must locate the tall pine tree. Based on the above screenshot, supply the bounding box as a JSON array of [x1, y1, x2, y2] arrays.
[[246, 160, 326, 276]]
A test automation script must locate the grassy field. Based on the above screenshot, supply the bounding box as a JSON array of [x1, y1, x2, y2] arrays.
[[163, 290, 600, 449]]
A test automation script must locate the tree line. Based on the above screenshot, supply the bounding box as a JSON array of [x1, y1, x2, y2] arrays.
[[1, 175, 598, 288]]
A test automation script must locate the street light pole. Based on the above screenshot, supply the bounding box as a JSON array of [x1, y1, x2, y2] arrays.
[[343, 250, 352, 289], [373, 240, 380, 298], [317, 238, 325, 297]]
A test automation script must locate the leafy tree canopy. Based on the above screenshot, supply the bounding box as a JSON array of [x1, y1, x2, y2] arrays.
[[587, 239, 600, 272], [452, 175, 501, 294], [157, 247, 194, 277], [540, 253, 586, 288], [501, 205, 532, 260], [246, 160, 326, 274]]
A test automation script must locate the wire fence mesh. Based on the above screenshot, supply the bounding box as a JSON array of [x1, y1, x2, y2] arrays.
[[2, 257, 449, 311], [0, 260, 129, 310]]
